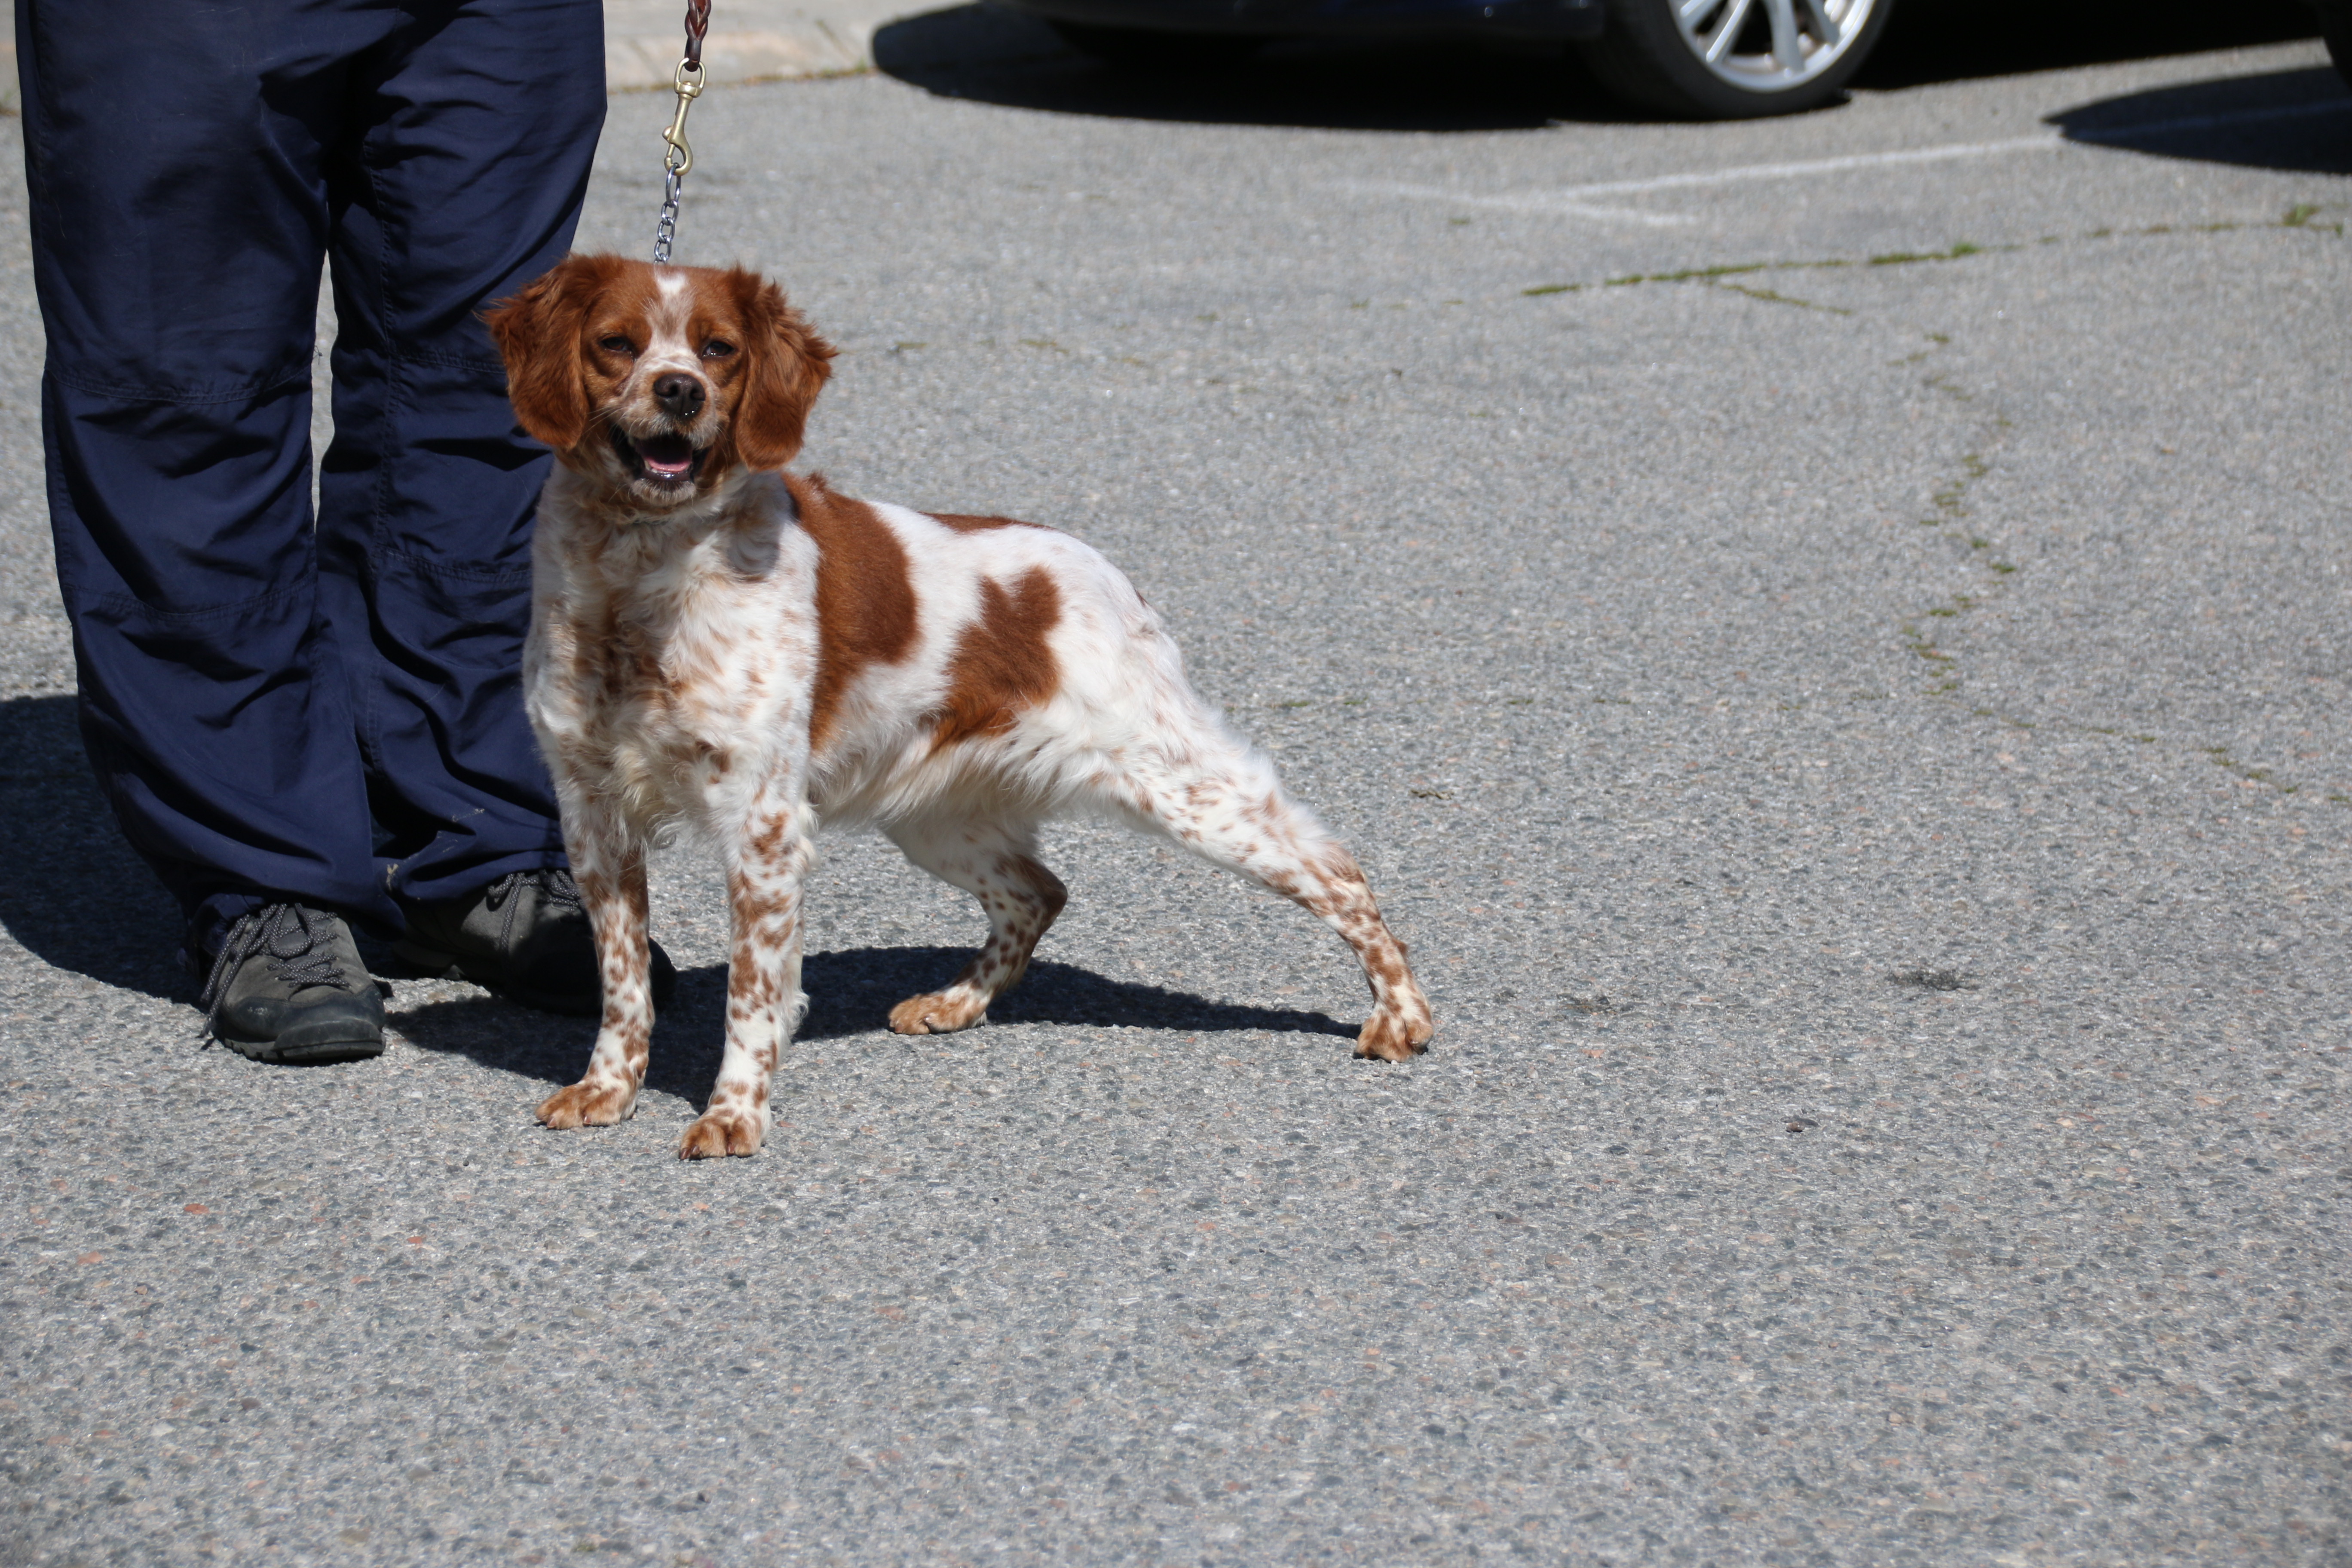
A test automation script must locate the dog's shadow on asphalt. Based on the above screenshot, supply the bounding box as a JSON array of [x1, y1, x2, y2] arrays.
[[0, 696, 1352, 1086], [391, 947, 1356, 1099]]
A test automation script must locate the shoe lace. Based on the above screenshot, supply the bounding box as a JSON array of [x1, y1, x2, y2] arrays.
[[197, 903, 352, 1023], [481, 867, 584, 915]]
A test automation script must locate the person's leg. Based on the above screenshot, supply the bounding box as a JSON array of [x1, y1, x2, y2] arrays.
[[314, 0, 660, 1013], [314, 0, 606, 908], [17, 0, 400, 959]]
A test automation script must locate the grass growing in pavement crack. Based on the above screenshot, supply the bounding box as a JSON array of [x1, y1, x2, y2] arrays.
[[1958, 708, 2336, 806], [1883, 345, 2342, 806], [1869, 242, 1985, 265], [1709, 282, 1852, 315], [1890, 967, 1976, 992], [1518, 206, 2343, 300], [1517, 205, 2351, 808], [1883, 340, 2022, 702], [1923, 374, 1986, 409], [1526, 261, 1853, 311], [2199, 744, 2307, 795], [1928, 454, 1991, 518]]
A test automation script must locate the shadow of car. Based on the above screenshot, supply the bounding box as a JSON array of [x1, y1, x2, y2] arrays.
[[977, 0, 2330, 118], [873, 6, 1612, 131], [2049, 64, 2352, 177], [1002, 0, 1895, 117], [2322, 0, 2352, 85]]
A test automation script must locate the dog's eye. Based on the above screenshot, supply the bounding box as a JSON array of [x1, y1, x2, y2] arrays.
[[597, 335, 635, 355], [701, 340, 736, 360]]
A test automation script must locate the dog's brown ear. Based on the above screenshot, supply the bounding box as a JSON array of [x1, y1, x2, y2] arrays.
[[729, 270, 836, 472], [483, 255, 612, 452]]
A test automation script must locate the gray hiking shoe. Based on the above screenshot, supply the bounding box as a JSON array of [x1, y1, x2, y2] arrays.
[[199, 903, 387, 1064], [393, 867, 675, 1017]]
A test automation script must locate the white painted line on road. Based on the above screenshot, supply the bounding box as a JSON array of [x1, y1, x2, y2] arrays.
[[1344, 135, 2061, 222], [1348, 98, 2352, 222], [1517, 135, 2064, 199], [1339, 184, 1687, 224]]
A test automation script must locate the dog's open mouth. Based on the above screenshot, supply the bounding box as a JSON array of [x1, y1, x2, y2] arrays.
[[612, 427, 706, 487]]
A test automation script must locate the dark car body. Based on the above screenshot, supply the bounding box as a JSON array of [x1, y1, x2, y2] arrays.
[[998, 0, 1605, 43], [999, 0, 1916, 119]]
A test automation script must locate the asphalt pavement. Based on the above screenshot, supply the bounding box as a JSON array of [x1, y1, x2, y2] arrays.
[[2, 9, 2349, 1566]]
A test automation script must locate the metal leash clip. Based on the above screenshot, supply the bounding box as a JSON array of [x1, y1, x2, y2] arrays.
[[653, 0, 714, 264], [652, 61, 704, 264], [663, 59, 704, 179]]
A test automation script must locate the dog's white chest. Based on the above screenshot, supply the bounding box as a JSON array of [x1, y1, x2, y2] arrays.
[[530, 519, 820, 830]]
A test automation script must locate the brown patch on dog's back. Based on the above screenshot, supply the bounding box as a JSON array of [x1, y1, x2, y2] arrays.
[[929, 511, 1049, 535], [789, 474, 918, 751], [929, 567, 1062, 753]]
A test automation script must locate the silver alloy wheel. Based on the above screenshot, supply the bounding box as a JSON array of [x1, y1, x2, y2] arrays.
[[1671, 0, 1881, 94]]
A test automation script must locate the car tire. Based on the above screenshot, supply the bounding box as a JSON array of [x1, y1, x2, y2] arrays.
[[2319, 0, 2352, 91], [1580, 0, 1897, 119], [1049, 21, 1264, 71]]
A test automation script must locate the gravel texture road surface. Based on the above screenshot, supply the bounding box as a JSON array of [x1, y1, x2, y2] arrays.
[[2, 10, 2348, 1565]]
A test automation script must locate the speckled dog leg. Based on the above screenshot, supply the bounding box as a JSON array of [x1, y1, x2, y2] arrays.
[[1098, 724, 1433, 1061], [536, 808, 653, 1130], [679, 793, 813, 1159], [882, 816, 1067, 1035]]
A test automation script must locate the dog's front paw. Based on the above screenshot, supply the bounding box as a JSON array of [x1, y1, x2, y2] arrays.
[[678, 1109, 766, 1159], [1354, 1009, 1433, 1063], [537, 1079, 638, 1128], [888, 992, 988, 1035]]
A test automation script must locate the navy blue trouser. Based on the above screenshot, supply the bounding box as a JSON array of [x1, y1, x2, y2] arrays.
[[18, 0, 606, 958]]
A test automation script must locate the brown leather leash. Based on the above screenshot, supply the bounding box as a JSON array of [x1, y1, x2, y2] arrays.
[[652, 0, 712, 263]]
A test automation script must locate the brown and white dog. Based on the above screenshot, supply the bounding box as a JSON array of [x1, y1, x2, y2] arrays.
[[484, 255, 1433, 1159]]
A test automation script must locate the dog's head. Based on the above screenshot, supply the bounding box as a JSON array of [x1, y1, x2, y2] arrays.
[[484, 255, 836, 511]]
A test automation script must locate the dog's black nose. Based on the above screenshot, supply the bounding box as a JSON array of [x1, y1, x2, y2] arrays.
[[652, 373, 705, 421]]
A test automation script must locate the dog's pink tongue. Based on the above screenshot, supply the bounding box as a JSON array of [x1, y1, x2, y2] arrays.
[[639, 433, 694, 477]]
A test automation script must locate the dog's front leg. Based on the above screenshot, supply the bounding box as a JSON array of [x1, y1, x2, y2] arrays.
[[679, 780, 812, 1159], [536, 800, 655, 1131]]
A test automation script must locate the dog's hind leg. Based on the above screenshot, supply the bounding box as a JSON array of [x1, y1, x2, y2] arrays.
[[882, 816, 1068, 1035], [1094, 724, 1433, 1062]]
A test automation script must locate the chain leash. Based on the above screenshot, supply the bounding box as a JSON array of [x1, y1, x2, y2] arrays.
[[652, 0, 713, 265]]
